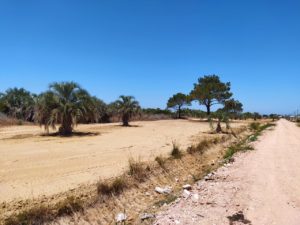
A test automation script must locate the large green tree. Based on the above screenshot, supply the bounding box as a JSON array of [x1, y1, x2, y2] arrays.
[[0, 88, 35, 121], [35, 82, 97, 135], [167, 93, 190, 118], [190, 75, 232, 115], [114, 95, 141, 126]]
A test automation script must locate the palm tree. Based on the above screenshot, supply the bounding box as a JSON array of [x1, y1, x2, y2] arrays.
[[0, 88, 35, 121], [114, 95, 141, 126], [35, 82, 96, 135]]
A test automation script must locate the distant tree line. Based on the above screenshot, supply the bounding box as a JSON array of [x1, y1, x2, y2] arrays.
[[0, 76, 279, 135], [166, 75, 279, 131], [0, 82, 141, 135]]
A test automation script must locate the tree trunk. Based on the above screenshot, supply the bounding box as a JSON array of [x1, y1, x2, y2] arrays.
[[178, 106, 181, 119], [206, 105, 211, 115], [122, 114, 130, 126], [216, 121, 222, 133], [59, 115, 73, 135]]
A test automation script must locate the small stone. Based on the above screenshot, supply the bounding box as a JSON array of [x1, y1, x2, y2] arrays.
[[192, 193, 200, 202], [115, 213, 127, 222], [140, 213, 155, 220], [183, 189, 191, 198], [155, 186, 172, 194]]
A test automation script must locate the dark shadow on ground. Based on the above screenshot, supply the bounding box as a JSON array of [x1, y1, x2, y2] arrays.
[[40, 131, 100, 137], [227, 211, 252, 225]]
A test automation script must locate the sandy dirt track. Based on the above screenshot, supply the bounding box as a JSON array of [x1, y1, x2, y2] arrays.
[[155, 119, 300, 225], [0, 120, 245, 202]]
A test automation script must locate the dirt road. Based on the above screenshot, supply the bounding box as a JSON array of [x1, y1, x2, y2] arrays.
[[155, 119, 300, 225]]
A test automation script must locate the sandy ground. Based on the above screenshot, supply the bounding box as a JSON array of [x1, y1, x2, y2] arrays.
[[0, 119, 245, 203], [154, 119, 300, 225]]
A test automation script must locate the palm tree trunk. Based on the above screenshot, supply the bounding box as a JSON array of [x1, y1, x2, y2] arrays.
[[122, 114, 130, 126], [59, 116, 73, 135]]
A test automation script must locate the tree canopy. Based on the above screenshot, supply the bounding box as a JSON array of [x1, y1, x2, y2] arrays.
[[0, 88, 35, 121], [167, 93, 190, 118], [190, 75, 232, 115], [35, 82, 98, 135], [223, 99, 243, 118]]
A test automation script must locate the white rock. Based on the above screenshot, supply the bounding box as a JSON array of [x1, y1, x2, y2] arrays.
[[192, 193, 200, 202], [183, 189, 191, 198], [115, 213, 127, 222], [155, 186, 172, 194], [183, 184, 192, 190], [140, 213, 155, 220]]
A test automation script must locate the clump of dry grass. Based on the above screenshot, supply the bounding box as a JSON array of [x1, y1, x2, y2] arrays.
[[128, 158, 150, 182], [4, 196, 83, 225], [4, 205, 52, 225], [56, 196, 84, 216], [171, 142, 182, 159], [97, 176, 129, 196], [155, 155, 167, 170], [187, 139, 211, 154]]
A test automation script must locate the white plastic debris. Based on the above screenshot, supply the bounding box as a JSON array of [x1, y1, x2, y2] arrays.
[[115, 213, 127, 222]]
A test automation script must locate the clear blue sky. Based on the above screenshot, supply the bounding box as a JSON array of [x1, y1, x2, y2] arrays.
[[0, 0, 300, 115]]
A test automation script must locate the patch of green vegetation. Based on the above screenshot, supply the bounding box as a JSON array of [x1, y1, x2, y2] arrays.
[[248, 135, 258, 142], [154, 194, 178, 207]]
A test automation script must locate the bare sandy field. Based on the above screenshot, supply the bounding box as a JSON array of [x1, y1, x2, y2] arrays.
[[0, 119, 246, 203]]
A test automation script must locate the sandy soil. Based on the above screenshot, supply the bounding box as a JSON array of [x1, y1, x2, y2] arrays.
[[155, 119, 300, 225], [0, 119, 245, 203]]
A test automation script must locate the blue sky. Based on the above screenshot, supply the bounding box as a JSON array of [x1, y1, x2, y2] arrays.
[[0, 0, 300, 114]]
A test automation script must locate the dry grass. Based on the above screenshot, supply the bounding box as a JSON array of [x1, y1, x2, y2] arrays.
[[128, 158, 150, 182], [4, 196, 83, 225], [170, 142, 182, 159], [155, 155, 167, 170], [97, 176, 129, 196]]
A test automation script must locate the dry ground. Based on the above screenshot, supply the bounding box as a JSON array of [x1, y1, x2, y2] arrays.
[[155, 119, 300, 225], [0, 119, 246, 203]]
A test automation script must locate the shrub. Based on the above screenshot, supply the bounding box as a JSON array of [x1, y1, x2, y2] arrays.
[[249, 122, 260, 131]]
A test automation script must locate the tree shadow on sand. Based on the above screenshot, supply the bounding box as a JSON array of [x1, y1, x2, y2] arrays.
[[40, 131, 100, 137]]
